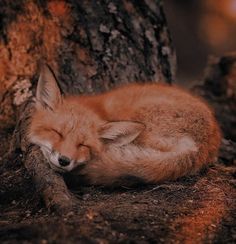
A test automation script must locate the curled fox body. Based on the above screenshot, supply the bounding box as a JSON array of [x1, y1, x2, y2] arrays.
[[28, 66, 221, 185]]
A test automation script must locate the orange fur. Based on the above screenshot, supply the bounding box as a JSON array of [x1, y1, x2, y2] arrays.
[[28, 66, 221, 185]]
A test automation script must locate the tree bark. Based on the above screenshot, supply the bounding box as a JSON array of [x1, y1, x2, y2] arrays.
[[194, 52, 236, 141], [0, 0, 175, 213]]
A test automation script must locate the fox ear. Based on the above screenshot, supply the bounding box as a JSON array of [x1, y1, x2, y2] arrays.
[[99, 121, 145, 146], [36, 64, 62, 110]]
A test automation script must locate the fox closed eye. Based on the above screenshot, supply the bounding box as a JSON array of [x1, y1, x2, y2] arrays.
[[50, 128, 63, 139], [77, 143, 88, 149], [39, 127, 63, 139]]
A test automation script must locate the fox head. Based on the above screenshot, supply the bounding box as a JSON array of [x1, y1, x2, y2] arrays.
[[28, 65, 145, 173]]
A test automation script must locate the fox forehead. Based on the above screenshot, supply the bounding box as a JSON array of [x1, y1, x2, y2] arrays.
[[32, 100, 102, 138]]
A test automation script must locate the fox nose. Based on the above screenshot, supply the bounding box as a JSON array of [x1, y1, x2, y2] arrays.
[[58, 156, 71, 167]]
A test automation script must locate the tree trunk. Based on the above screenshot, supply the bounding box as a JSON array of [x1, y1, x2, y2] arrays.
[[0, 0, 175, 213]]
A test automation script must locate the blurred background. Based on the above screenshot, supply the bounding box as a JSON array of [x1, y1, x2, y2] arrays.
[[164, 0, 236, 86]]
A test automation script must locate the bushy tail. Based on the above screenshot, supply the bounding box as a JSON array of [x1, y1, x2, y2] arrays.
[[86, 136, 217, 185], [132, 149, 200, 183]]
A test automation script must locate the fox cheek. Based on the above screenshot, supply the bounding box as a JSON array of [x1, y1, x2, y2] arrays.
[[40, 146, 54, 164], [37, 144, 59, 167]]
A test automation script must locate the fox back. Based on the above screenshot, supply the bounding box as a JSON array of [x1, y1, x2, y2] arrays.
[[28, 65, 221, 185]]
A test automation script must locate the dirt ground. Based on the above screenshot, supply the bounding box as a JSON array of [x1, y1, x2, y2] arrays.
[[0, 122, 235, 244]]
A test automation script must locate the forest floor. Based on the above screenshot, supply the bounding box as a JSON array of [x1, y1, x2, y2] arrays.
[[0, 124, 235, 243], [0, 93, 235, 244]]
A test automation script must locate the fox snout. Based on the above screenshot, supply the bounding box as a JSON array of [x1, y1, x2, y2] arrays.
[[58, 155, 71, 167], [39, 146, 76, 172]]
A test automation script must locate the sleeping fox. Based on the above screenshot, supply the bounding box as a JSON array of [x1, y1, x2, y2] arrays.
[[28, 65, 221, 185]]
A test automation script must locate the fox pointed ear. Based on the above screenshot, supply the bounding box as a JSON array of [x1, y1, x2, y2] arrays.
[[99, 121, 145, 146], [36, 64, 62, 110]]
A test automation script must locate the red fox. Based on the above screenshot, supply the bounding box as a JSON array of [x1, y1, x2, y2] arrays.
[[28, 65, 221, 185]]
